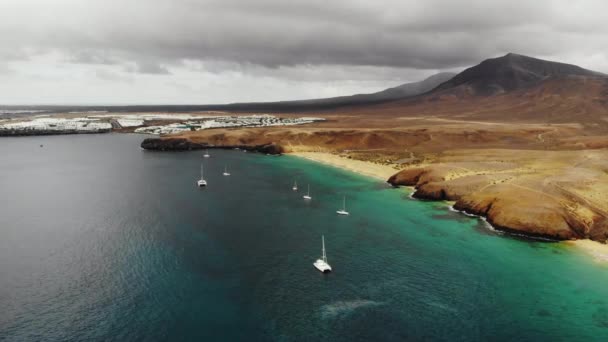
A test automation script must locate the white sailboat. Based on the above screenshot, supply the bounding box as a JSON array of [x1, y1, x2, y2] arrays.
[[223, 165, 230, 176], [203, 149, 210, 158], [197, 163, 207, 187], [313, 235, 332, 273], [292, 180, 298, 191], [303, 184, 312, 200], [336, 196, 349, 215]]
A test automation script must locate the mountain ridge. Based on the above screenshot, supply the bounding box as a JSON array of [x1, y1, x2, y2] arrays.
[[212, 71, 456, 112], [430, 53, 604, 96]]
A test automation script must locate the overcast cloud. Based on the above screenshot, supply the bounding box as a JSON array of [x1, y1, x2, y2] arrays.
[[0, 0, 607, 104]]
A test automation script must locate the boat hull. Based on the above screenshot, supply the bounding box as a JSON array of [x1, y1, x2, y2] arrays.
[[314, 259, 332, 273]]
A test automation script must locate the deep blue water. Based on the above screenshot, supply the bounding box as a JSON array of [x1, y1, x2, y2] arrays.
[[1, 134, 608, 341]]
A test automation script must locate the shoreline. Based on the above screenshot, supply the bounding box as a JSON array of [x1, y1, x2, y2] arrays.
[[568, 240, 608, 264], [289, 152, 397, 181], [290, 151, 608, 264]]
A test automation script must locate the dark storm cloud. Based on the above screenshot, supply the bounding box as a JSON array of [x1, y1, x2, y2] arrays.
[[1, 0, 607, 73]]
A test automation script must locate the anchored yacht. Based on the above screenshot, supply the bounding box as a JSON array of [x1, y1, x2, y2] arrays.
[[313, 235, 332, 273], [303, 184, 312, 200], [336, 196, 349, 215]]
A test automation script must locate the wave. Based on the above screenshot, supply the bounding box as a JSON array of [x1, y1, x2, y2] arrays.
[[320, 300, 384, 319], [404, 187, 502, 235], [408, 188, 417, 200], [447, 204, 500, 232], [425, 300, 458, 313], [448, 205, 557, 241]]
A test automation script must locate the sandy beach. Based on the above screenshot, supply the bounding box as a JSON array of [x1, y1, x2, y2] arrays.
[[290, 152, 397, 181], [568, 240, 608, 264]]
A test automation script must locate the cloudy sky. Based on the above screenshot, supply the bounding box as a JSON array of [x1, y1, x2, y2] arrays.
[[0, 0, 607, 105]]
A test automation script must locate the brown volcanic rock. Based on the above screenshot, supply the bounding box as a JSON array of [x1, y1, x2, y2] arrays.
[[141, 138, 205, 151], [256, 143, 284, 154], [388, 164, 494, 201], [454, 186, 579, 240], [390, 166, 582, 239], [141, 137, 284, 154], [387, 168, 430, 186], [386, 149, 608, 241]]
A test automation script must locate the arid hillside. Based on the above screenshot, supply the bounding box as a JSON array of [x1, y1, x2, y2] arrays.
[[341, 77, 608, 127], [338, 54, 608, 128]]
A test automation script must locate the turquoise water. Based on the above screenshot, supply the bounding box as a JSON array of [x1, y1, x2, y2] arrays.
[[1, 134, 608, 341]]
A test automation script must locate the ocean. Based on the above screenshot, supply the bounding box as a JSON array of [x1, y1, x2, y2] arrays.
[[1, 133, 607, 341]]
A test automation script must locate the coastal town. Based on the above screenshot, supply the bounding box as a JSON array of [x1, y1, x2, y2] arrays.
[[0, 113, 325, 136]]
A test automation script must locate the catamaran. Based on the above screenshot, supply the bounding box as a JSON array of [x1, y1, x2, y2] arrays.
[[223, 165, 230, 176], [292, 180, 298, 191], [203, 149, 210, 158], [303, 184, 312, 200], [336, 196, 349, 215], [197, 163, 207, 187], [313, 235, 332, 273]]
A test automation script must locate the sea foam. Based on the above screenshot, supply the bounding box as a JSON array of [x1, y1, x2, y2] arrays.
[[320, 300, 384, 319]]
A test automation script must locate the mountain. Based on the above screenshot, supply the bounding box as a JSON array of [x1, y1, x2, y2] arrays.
[[224, 53, 604, 113], [207, 72, 456, 112], [346, 53, 608, 125], [432, 53, 603, 96]]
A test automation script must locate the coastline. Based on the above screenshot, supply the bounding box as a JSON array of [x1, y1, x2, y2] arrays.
[[289, 152, 397, 181], [568, 240, 608, 264], [291, 151, 608, 264]]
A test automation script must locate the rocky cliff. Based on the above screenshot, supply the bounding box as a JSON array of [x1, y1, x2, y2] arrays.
[[140, 138, 284, 154], [387, 157, 608, 242]]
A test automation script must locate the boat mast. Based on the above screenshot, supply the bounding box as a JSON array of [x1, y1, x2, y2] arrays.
[[201, 164, 204, 179], [343, 196, 346, 211], [322, 235, 327, 263], [307, 184, 310, 196]]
